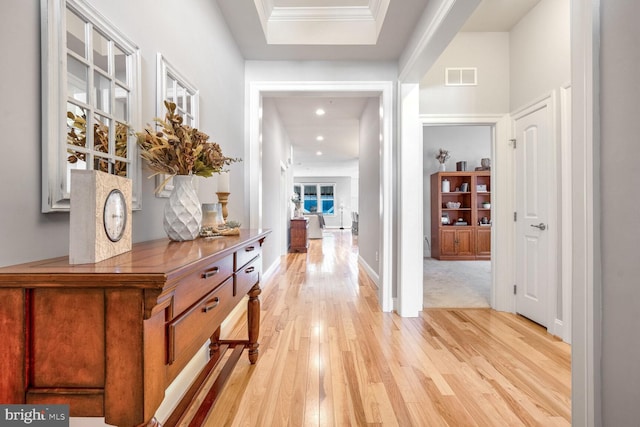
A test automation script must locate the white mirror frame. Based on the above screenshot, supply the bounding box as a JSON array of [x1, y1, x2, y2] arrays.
[[41, 0, 141, 212], [154, 53, 200, 197]]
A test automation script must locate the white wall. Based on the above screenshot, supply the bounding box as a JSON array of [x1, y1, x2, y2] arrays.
[[422, 125, 491, 256], [245, 60, 398, 83], [600, 1, 640, 424], [358, 98, 381, 277], [419, 32, 510, 115], [0, 0, 245, 267], [261, 98, 292, 269], [509, 0, 570, 110]]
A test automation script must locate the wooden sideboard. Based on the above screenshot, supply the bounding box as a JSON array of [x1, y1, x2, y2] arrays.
[[0, 229, 270, 426]]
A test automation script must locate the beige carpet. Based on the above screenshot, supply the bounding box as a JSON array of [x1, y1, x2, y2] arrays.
[[423, 258, 491, 308]]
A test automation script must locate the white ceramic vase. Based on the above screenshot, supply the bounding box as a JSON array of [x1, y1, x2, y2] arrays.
[[163, 175, 202, 241], [439, 163, 446, 171]]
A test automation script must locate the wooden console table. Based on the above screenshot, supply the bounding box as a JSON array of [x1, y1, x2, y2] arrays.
[[0, 229, 270, 426]]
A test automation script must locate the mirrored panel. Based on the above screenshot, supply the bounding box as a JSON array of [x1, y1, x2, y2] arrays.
[[66, 9, 86, 58], [93, 70, 111, 113], [94, 114, 110, 153], [42, 0, 141, 211], [92, 28, 109, 72], [113, 44, 127, 83], [114, 84, 129, 122], [67, 55, 88, 103]]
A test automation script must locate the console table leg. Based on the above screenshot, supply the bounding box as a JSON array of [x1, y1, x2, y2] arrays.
[[209, 327, 221, 359], [247, 284, 261, 364]]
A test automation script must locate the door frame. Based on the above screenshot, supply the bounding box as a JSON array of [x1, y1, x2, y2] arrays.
[[247, 81, 395, 312], [420, 114, 513, 312], [571, 0, 599, 424]]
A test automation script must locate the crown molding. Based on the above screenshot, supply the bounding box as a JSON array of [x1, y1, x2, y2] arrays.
[[254, 0, 390, 44], [269, 6, 372, 22]]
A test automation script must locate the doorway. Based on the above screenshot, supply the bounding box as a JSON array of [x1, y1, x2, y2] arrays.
[[421, 115, 512, 312], [248, 81, 394, 312], [423, 124, 493, 308]]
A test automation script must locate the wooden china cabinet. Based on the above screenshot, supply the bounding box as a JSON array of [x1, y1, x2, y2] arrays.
[[431, 171, 491, 260]]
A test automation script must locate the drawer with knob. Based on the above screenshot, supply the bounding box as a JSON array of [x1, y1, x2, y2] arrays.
[[166, 276, 234, 374], [235, 256, 261, 297], [171, 254, 234, 315], [235, 242, 261, 271]]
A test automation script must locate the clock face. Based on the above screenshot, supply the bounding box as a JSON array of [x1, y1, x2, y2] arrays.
[[103, 189, 127, 242]]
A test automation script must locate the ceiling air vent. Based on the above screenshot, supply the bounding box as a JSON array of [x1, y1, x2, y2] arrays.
[[445, 67, 477, 86]]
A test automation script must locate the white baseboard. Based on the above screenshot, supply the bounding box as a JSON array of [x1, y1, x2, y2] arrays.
[[552, 318, 570, 343], [358, 255, 380, 287], [262, 257, 280, 284]]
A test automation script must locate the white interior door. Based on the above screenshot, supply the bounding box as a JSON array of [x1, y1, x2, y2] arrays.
[[514, 101, 554, 327]]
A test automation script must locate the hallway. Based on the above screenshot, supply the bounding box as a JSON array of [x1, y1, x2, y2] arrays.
[[202, 230, 571, 426]]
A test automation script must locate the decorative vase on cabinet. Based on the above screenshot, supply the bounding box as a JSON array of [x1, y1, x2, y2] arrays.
[[163, 175, 202, 241]]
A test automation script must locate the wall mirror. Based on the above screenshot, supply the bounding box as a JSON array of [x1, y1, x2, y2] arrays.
[[41, 0, 141, 212], [154, 53, 199, 197]]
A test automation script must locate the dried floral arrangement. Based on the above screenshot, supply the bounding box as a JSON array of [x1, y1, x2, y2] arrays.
[[435, 148, 450, 164], [67, 111, 129, 176], [136, 101, 240, 190]]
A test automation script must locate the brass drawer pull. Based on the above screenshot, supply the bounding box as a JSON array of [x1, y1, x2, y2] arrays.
[[202, 267, 220, 279], [202, 297, 220, 313], [245, 246, 255, 252], [245, 266, 255, 274]]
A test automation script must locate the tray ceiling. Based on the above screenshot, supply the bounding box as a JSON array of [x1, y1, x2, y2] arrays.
[[253, 0, 390, 45]]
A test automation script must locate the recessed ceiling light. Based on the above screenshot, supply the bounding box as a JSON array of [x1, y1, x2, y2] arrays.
[[315, 108, 325, 116], [316, 151, 323, 156], [316, 135, 324, 141]]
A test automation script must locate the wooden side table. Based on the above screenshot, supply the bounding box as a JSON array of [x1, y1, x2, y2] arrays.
[[289, 217, 309, 253]]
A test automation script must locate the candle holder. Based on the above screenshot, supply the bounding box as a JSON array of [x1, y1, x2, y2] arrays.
[[216, 192, 230, 222]]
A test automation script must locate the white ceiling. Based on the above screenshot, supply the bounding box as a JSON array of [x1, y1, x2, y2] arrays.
[[215, 0, 541, 171], [270, 95, 375, 167]]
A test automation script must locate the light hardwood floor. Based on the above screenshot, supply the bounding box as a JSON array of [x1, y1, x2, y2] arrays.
[[201, 230, 571, 426]]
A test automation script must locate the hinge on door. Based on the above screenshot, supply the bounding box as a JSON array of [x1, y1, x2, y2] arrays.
[[513, 284, 517, 295], [510, 138, 517, 149], [514, 212, 517, 221]]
